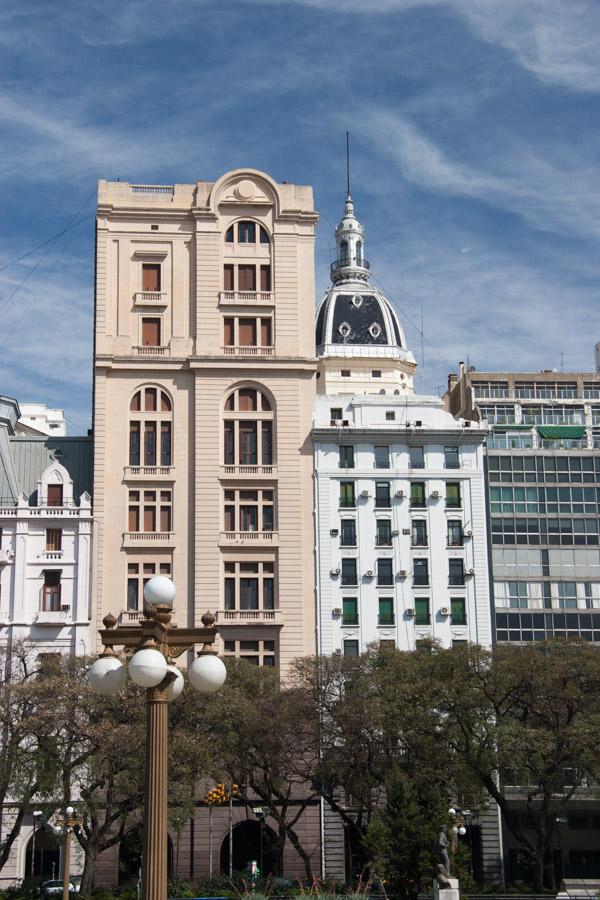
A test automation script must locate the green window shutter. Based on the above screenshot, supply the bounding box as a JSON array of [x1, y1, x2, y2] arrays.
[[415, 597, 430, 625], [446, 482, 461, 507], [378, 597, 394, 625], [451, 597, 466, 625], [342, 597, 358, 625], [537, 425, 585, 439]]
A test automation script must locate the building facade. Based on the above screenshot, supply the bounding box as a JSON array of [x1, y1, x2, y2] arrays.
[[446, 363, 600, 881], [314, 196, 493, 657], [92, 169, 320, 881]]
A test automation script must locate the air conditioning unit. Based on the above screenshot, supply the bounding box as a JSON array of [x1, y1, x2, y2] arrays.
[[342, 420, 350, 427], [402, 528, 411, 535], [365, 570, 374, 578], [398, 569, 407, 578], [465, 530, 473, 538], [331, 568, 341, 576], [415, 420, 423, 427], [468, 568, 475, 575], [360, 489, 370, 498], [330, 419, 342, 427], [392, 529, 400, 536], [464, 421, 471, 428], [332, 607, 342, 616], [330, 528, 339, 537], [431, 490, 440, 498], [395, 489, 404, 498], [440, 606, 449, 615], [405, 607, 415, 617]]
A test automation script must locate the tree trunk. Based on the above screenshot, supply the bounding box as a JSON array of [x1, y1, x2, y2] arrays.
[[285, 823, 313, 879], [80, 840, 99, 899], [273, 824, 286, 877], [532, 852, 544, 892]]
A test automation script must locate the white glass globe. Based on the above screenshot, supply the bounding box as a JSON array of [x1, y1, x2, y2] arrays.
[[128, 648, 168, 688], [452, 825, 459, 835], [189, 654, 226, 693], [458, 826, 467, 836], [165, 664, 184, 702], [88, 657, 126, 695], [144, 575, 176, 608], [66, 806, 74, 816], [448, 807, 456, 817]]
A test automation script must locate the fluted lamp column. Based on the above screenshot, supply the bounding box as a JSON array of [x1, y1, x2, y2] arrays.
[[88, 576, 227, 900]]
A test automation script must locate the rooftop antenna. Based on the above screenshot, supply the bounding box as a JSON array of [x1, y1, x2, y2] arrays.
[[560, 351, 564, 373], [420, 304, 425, 384], [346, 131, 351, 197]]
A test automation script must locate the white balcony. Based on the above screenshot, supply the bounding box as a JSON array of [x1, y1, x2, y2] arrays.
[[34, 608, 70, 626], [122, 531, 176, 547], [215, 609, 282, 625], [134, 292, 168, 306], [222, 346, 274, 357], [219, 530, 279, 546], [133, 345, 169, 356], [43, 551, 63, 561], [219, 291, 274, 306], [220, 465, 277, 480], [123, 466, 174, 481]]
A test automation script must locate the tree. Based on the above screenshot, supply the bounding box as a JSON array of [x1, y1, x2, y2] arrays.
[[426, 640, 600, 891]]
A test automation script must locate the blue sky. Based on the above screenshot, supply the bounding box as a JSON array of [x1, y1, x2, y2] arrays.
[[1, 0, 599, 432]]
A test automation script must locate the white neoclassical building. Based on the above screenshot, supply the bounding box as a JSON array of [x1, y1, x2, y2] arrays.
[[313, 195, 494, 655], [0, 396, 93, 658]]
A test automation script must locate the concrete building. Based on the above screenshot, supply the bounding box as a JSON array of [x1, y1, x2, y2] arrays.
[[446, 362, 600, 881], [92, 170, 320, 881], [16, 403, 67, 437], [314, 195, 493, 657], [0, 395, 93, 657]]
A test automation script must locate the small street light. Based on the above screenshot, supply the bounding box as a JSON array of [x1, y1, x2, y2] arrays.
[[88, 576, 227, 900], [448, 806, 474, 875], [51, 807, 82, 900], [252, 806, 271, 881], [30, 810, 44, 878]]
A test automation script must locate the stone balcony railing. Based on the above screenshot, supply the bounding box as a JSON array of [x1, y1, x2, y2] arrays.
[[215, 609, 282, 625], [222, 346, 274, 357], [122, 531, 176, 547], [123, 466, 174, 481], [219, 291, 274, 306], [34, 608, 71, 625], [219, 530, 279, 546], [133, 345, 169, 356], [220, 465, 277, 479], [133, 292, 168, 305]]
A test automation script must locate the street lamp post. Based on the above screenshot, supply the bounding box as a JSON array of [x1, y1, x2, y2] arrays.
[[88, 577, 227, 900], [31, 810, 43, 877]]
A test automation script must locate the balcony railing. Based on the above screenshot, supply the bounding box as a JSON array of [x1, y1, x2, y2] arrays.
[[220, 530, 279, 545], [134, 292, 168, 305], [133, 345, 168, 356], [330, 257, 370, 272], [215, 609, 281, 624], [124, 466, 174, 480], [35, 608, 70, 625], [122, 531, 175, 547], [220, 465, 277, 479], [219, 291, 274, 305], [44, 551, 63, 560], [222, 346, 274, 356]]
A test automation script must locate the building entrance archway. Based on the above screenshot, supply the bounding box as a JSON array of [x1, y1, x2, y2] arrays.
[[219, 820, 279, 876], [25, 829, 60, 879]]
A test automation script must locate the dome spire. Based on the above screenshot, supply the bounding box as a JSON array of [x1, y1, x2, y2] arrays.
[[331, 132, 370, 284]]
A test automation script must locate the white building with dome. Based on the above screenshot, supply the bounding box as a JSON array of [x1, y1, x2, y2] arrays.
[[313, 192, 494, 655]]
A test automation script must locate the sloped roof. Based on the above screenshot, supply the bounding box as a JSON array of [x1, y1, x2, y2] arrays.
[[0, 436, 93, 504]]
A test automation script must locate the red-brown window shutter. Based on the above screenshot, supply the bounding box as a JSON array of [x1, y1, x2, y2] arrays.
[[238, 319, 256, 347], [47, 485, 63, 506], [142, 264, 161, 292], [238, 266, 256, 291], [224, 265, 234, 292], [260, 318, 272, 346], [141, 318, 161, 346], [260, 265, 271, 292]]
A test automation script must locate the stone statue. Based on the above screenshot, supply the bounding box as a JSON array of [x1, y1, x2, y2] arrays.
[[435, 825, 451, 877]]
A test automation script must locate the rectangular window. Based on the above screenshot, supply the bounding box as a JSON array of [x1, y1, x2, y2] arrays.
[[374, 445, 390, 469], [260, 318, 272, 346], [261, 422, 273, 465], [376, 519, 392, 546], [238, 318, 257, 346], [142, 263, 161, 292], [378, 597, 394, 626], [223, 318, 235, 346], [341, 370, 351, 378], [446, 482, 462, 508], [341, 558, 357, 586], [415, 597, 430, 625], [224, 578, 235, 610], [42, 571, 61, 612], [224, 421, 235, 465], [449, 559, 465, 586], [144, 504, 156, 532], [330, 407, 343, 421], [127, 576, 139, 611], [160, 423, 171, 466], [343, 639, 359, 657], [224, 264, 234, 292], [411, 519, 428, 547], [141, 317, 161, 347], [339, 446, 354, 469], [372, 370, 381, 378], [260, 265, 271, 292], [238, 265, 256, 291], [451, 597, 466, 625], [342, 596, 358, 626], [222, 561, 275, 611], [444, 447, 460, 469], [557, 582, 578, 609], [377, 558, 394, 585], [385, 411, 395, 421], [47, 485, 63, 507], [409, 446, 424, 468], [129, 422, 140, 466], [45, 529, 62, 552], [447, 520, 463, 546], [410, 482, 426, 508], [340, 519, 357, 546], [238, 221, 256, 243], [239, 422, 257, 464], [240, 578, 259, 610], [128, 500, 140, 532], [340, 481, 355, 508], [375, 481, 391, 508], [144, 422, 157, 466], [413, 558, 429, 586]]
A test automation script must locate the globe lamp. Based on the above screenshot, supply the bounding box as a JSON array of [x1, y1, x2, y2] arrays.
[[189, 654, 226, 693], [144, 575, 176, 608], [164, 664, 184, 702], [88, 657, 126, 695], [129, 648, 168, 688]]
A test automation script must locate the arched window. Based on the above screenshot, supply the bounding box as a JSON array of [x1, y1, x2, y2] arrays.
[[340, 239, 349, 263], [129, 386, 172, 468], [355, 240, 362, 264], [223, 387, 274, 467], [225, 221, 270, 245]]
